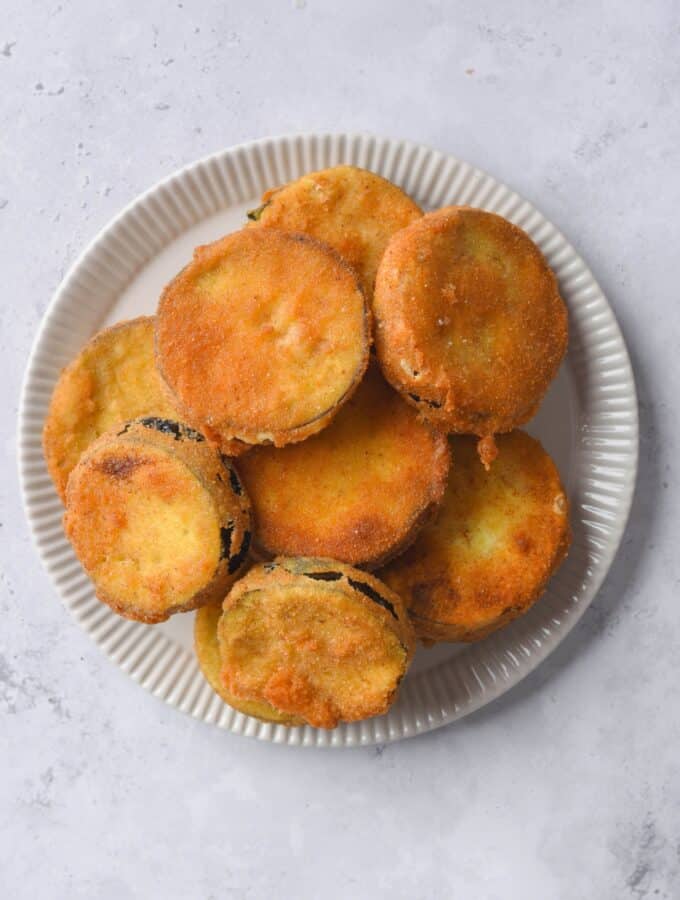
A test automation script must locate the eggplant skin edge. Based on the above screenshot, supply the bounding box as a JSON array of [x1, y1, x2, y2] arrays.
[[63, 419, 252, 624]]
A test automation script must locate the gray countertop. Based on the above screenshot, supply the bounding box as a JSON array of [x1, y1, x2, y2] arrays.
[[2, 2, 678, 897]]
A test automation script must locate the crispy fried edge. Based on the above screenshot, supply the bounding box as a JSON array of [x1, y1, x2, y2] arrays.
[[154, 365, 252, 458]]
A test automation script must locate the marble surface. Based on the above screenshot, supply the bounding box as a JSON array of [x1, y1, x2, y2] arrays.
[[1, 2, 679, 897]]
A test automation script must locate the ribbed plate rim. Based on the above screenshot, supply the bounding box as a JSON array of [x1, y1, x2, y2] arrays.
[[18, 132, 638, 747]]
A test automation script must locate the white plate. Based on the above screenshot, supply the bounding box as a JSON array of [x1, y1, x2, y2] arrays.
[[18, 133, 638, 747]]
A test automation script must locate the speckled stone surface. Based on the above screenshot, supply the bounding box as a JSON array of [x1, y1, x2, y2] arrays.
[[2, 2, 679, 897]]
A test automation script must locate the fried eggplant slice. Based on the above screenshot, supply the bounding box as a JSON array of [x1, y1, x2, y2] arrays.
[[194, 604, 303, 725], [237, 364, 450, 568], [374, 207, 568, 450], [43, 316, 180, 501], [217, 558, 415, 729], [64, 419, 251, 623], [252, 165, 422, 301], [156, 228, 370, 448], [380, 431, 571, 643]]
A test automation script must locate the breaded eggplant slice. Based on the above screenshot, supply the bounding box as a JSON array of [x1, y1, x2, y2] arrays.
[[194, 604, 303, 725], [237, 364, 450, 568], [374, 207, 568, 456], [43, 317, 180, 501], [156, 228, 370, 448], [217, 558, 415, 729], [380, 431, 571, 643], [64, 419, 251, 623], [251, 165, 422, 301]]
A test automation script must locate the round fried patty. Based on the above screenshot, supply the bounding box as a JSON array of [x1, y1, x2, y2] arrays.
[[373, 206, 568, 441], [64, 419, 251, 623], [380, 431, 571, 643], [218, 558, 415, 729], [237, 364, 450, 568], [156, 228, 370, 447]]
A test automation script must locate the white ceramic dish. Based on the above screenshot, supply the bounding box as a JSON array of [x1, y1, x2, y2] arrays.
[[18, 133, 638, 747]]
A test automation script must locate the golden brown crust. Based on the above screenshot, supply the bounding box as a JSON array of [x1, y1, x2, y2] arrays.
[[379, 431, 571, 643], [253, 165, 422, 301], [64, 419, 251, 623], [43, 316, 180, 501], [155, 366, 251, 458], [237, 364, 450, 568], [476, 434, 499, 471], [217, 558, 415, 729], [373, 206, 568, 439], [155, 228, 370, 448], [194, 604, 303, 725]]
